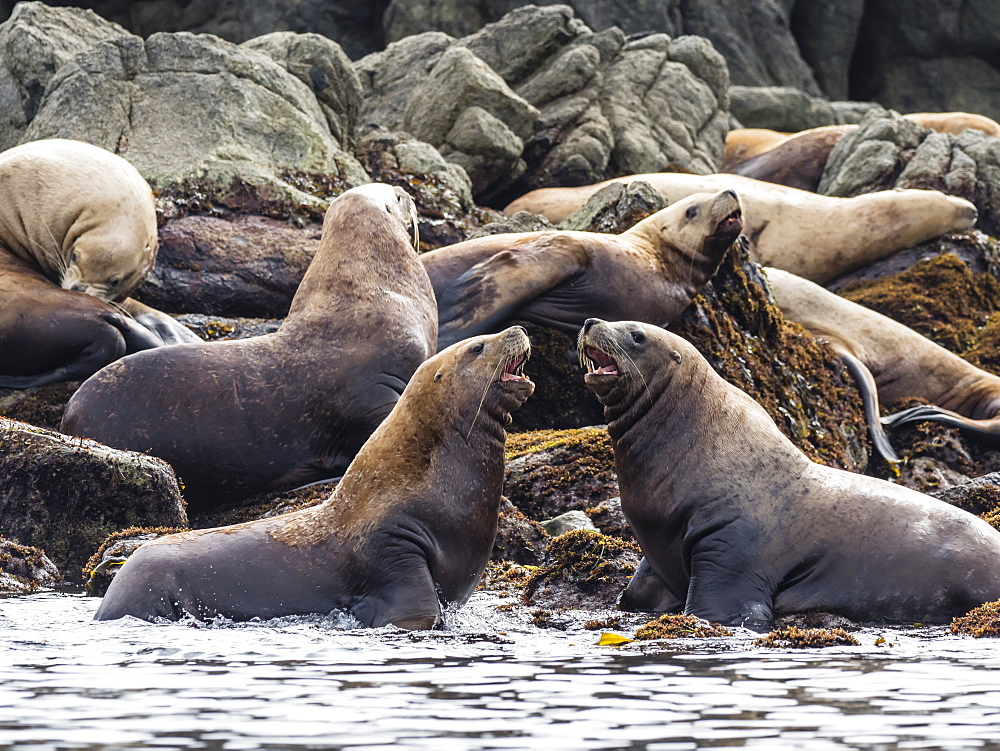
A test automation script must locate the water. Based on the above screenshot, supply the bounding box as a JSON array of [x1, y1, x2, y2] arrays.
[[3, 589, 1000, 750]]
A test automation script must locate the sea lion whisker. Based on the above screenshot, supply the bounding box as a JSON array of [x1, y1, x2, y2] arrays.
[[467, 354, 506, 439]]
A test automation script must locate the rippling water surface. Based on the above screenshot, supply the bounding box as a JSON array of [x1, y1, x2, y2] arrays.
[[3, 589, 1000, 750]]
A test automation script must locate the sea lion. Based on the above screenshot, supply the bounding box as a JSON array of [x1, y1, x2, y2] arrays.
[[765, 267, 1000, 444], [504, 173, 977, 284], [93, 327, 534, 626], [0, 138, 198, 388], [421, 190, 743, 349], [579, 318, 1000, 627], [62, 183, 438, 510], [722, 125, 855, 192]]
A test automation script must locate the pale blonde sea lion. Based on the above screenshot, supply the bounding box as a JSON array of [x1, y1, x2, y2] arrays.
[[504, 173, 977, 284]]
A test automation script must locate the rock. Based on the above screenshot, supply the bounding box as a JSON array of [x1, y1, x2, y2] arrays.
[[880, 415, 979, 493], [774, 611, 858, 631], [818, 108, 1000, 237], [585, 496, 633, 542], [558, 179, 666, 232], [467, 210, 556, 238], [492, 497, 547, 566], [755, 626, 859, 648], [633, 614, 732, 640], [0, 536, 59, 593], [356, 127, 500, 249], [173, 315, 282, 342], [0, 382, 80, 431], [523, 529, 640, 610], [894, 457, 975, 495], [728, 85, 837, 131], [788, 0, 864, 101], [951, 600, 1000, 638], [0, 419, 187, 578], [83, 525, 186, 596], [504, 428, 618, 520], [24, 30, 369, 214], [540, 510, 598, 537], [137, 214, 322, 318], [931, 473, 1000, 517], [0, 1, 128, 150], [241, 32, 362, 149]]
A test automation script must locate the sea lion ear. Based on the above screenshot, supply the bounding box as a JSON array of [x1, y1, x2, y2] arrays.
[[672, 351, 682, 363], [433, 371, 443, 382]]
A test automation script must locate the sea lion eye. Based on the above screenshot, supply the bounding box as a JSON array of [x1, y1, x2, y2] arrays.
[[70, 251, 79, 265], [631, 331, 646, 344], [109, 276, 122, 288], [685, 206, 698, 219], [470, 343, 485, 354]]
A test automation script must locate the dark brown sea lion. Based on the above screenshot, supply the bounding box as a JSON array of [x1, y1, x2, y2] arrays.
[[93, 327, 534, 626], [421, 191, 743, 349], [579, 318, 1000, 627], [723, 125, 855, 192], [62, 184, 438, 510], [765, 267, 1000, 445], [504, 173, 978, 284], [0, 138, 198, 388]]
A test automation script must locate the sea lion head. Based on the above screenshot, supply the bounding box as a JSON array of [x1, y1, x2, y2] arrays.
[[59, 230, 157, 303], [578, 318, 694, 408], [327, 183, 420, 249], [658, 190, 744, 257], [415, 325, 534, 428]]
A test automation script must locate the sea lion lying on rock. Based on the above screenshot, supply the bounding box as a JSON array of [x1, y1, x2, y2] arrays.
[[504, 173, 977, 284], [421, 191, 743, 349], [62, 184, 438, 510], [0, 139, 198, 388], [579, 318, 1000, 627], [93, 327, 534, 627]]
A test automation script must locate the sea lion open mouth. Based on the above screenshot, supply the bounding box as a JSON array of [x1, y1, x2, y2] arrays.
[[584, 347, 619, 376], [500, 354, 530, 382], [714, 207, 742, 237]]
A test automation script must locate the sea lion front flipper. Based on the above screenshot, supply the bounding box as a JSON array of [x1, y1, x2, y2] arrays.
[[834, 349, 900, 464], [618, 557, 684, 613], [684, 548, 774, 630], [435, 243, 586, 350], [119, 298, 201, 346], [351, 564, 442, 630], [883, 404, 1000, 440]]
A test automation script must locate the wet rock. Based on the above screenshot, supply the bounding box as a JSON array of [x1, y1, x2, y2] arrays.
[[0, 382, 80, 431], [894, 456, 974, 495], [950, 600, 1000, 638], [83, 525, 186, 596], [633, 614, 732, 640], [0, 1, 128, 150], [492, 497, 547, 566], [504, 428, 617, 521], [478, 560, 536, 596], [523, 529, 640, 610], [173, 315, 282, 342], [728, 85, 837, 131], [672, 243, 870, 471], [931, 473, 1000, 517], [818, 108, 1000, 237], [774, 611, 858, 631], [585, 496, 633, 542], [0, 536, 59, 593], [876, 412, 978, 492], [25, 29, 369, 214], [755, 626, 859, 648], [467, 210, 555, 239], [0, 419, 187, 578], [540, 510, 598, 537], [558, 180, 666, 233], [356, 127, 500, 250]]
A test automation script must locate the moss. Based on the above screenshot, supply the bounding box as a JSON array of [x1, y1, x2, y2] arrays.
[[951, 600, 1000, 637], [670, 245, 868, 470], [963, 313, 1000, 375], [478, 560, 537, 593], [840, 253, 1000, 354], [755, 626, 859, 648], [981, 508, 1000, 531], [584, 616, 623, 631], [523, 529, 640, 606], [633, 614, 733, 640], [504, 427, 617, 520]]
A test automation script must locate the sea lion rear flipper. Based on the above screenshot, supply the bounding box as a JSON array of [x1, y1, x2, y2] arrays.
[[835, 349, 900, 464], [436, 244, 585, 350], [618, 557, 683, 613], [883, 404, 1000, 439], [119, 298, 201, 346]]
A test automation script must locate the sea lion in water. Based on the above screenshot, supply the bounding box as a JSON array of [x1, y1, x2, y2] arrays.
[[765, 267, 1000, 446], [62, 183, 438, 510], [579, 318, 1000, 627], [504, 173, 977, 284], [421, 190, 743, 349], [0, 138, 198, 388], [93, 327, 534, 626]]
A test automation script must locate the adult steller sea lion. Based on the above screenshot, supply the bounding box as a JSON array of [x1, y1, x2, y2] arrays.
[[504, 173, 977, 284], [421, 190, 743, 349], [579, 318, 1000, 627], [93, 327, 534, 626], [0, 139, 198, 388], [63, 184, 438, 510], [765, 267, 1000, 446], [722, 126, 855, 192]]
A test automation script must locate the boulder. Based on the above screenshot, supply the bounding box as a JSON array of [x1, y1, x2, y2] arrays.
[[0, 536, 59, 592], [24, 30, 369, 214], [0, 418, 187, 578], [0, 382, 80, 431], [0, 1, 128, 150], [787, 0, 865, 101], [539, 510, 598, 536], [728, 85, 837, 131]]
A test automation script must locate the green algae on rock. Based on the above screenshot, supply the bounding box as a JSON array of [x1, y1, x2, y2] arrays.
[[633, 614, 733, 640], [951, 601, 1000, 638], [0, 419, 187, 579], [755, 626, 859, 648]]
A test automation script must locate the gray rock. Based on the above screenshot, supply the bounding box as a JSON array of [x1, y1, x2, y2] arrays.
[[729, 85, 837, 131], [24, 30, 369, 213], [559, 179, 666, 233], [0, 537, 59, 593], [468, 210, 556, 239], [0, 418, 187, 579], [931, 473, 1000, 516], [0, 1, 128, 150], [829, 100, 882, 124], [241, 31, 362, 148], [788, 0, 864, 101], [540, 510, 599, 536]]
